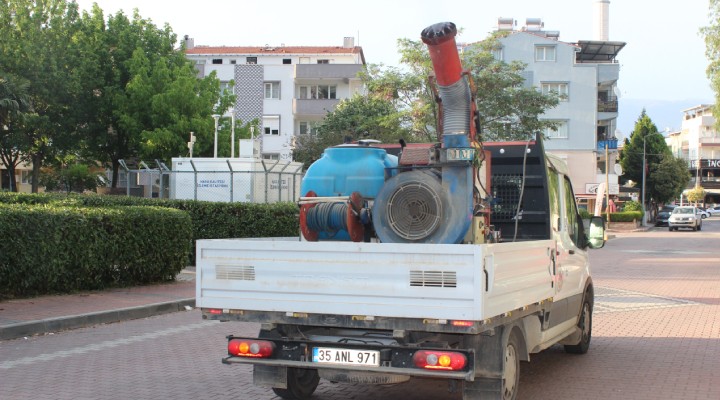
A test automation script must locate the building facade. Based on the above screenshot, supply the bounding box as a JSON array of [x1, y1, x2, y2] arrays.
[[484, 18, 625, 210], [665, 104, 720, 204], [184, 37, 365, 162]]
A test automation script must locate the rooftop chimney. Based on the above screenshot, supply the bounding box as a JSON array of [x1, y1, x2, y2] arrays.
[[594, 0, 610, 40], [183, 35, 194, 50]]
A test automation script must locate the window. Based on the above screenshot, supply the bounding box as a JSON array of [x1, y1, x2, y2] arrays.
[[21, 170, 31, 184], [299, 121, 318, 135], [544, 121, 569, 139], [263, 115, 280, 135], [263, 153, 280, 160], [317, 59, 330, 64], [283, 58, 291, 64], [563, 176, 580, 246], [299, 85, 337, 99], [264, 82, 280, 99], [541, 82, 568, 100], [535, 45, 556, 61], [246, 56, 257, 64], [491, 47, 503, 61], [230, 59, 237, 64], [212, 59, 222, 64], [220, 81, 234, 95]]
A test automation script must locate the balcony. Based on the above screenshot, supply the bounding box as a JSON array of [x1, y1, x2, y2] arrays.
[[295, 64, 364, 80], [597, 139, 618, 151], [597, 98, 618, 113], [293, 98, 341, 116]]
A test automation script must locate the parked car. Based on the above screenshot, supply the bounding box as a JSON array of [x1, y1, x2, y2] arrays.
[[704, 206, 720, 216], [655, 210, 672, 226], [697, 208, 710, 219], [668, 206, 703, 231]]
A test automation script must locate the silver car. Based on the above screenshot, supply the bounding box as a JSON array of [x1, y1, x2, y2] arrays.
[[668, 206, 702, 231]]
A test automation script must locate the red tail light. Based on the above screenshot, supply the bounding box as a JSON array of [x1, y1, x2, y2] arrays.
[[228, 339, 275, 358], [413, 350, 467, 371]]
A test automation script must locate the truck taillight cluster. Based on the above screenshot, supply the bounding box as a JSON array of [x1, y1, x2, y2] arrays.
[[228, 339, 274, 358], [413, 350, 467, 371]]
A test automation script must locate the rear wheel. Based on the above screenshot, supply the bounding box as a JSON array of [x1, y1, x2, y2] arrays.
[[564, 297, 592, 354], [668, 226, 673, 231], [272, 368, 320, 400], [502, 333, 520, 400]]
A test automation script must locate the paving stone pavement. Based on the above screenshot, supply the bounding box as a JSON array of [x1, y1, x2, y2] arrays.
[[0, 268, 196, 340]]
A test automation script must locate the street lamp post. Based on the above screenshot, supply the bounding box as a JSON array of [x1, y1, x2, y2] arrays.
[[212, 114, 220, 158], [230, 109, 235, 158], [641, 136, 647, 226]]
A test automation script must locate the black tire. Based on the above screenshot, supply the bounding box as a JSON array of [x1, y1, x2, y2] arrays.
[[271, 368, 320, 400], [502, 332, 521, 400], [668, 226, 673, 232], [564, 297, 592, 354]]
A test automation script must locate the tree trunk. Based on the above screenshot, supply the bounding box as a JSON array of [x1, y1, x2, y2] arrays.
[[31, 153, 42, 193], [111, 159, 120, 188], [7, 164, 18, 192]]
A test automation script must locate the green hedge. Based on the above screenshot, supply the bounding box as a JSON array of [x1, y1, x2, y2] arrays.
[[0, 191, 299, 269], [605, 211, 643, 222], [0, 204, 192, 297]]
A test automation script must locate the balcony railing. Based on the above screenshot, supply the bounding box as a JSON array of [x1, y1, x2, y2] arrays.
[[597, 139, 618, 151], [597, 98, 618, 113], [293, 98, 341, 116]]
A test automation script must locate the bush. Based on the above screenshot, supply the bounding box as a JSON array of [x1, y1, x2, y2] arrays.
[[0, 191, 300, 267], [622, 200, 643, 213], [0, 203, 192, 298], [605, 211, 643, 222]]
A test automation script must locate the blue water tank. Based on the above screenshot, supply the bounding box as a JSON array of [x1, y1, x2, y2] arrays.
[[301, 145, 398, 199]]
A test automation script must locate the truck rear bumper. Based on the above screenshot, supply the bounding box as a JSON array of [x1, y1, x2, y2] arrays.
[[222, 356, 474, 380], [223, 335, 476, 381]]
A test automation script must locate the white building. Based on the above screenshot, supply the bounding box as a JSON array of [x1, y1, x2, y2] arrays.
[[665, 104, 720, 204], [488, 16, 625, 208], [184, 36, 365, 162]]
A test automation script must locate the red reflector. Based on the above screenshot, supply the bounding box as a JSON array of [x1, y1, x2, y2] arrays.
[[208, 309, 222, 315], [413, 350, 467, 371], [451, 320, 474, 327], [228, 339, 274, 358]]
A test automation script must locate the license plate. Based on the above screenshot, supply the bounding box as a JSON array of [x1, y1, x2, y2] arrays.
[[447, 148, 475, 161], [312, 347, 380, 367]]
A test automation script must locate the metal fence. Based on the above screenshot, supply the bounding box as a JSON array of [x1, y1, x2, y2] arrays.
[[117, 159, 304, 203]]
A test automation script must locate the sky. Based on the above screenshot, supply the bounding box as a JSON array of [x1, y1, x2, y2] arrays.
[[74, 0, 716, 136]]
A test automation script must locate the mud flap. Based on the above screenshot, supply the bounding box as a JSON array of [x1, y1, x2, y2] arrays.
[[254, 365, 288, 388]]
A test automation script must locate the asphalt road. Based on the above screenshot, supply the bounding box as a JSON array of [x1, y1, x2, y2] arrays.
[[1, 219, 719, 400]]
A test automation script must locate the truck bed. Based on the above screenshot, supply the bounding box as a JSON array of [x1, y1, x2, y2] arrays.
[[196, 238, 555, 322]]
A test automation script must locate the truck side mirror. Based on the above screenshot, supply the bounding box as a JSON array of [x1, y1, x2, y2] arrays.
[[586, 216, 605, 249]]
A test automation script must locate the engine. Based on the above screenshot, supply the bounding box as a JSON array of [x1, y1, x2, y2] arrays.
[[300, 22, 483, 244]]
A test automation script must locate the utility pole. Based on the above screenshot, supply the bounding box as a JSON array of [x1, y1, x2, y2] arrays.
[[641, 136, 647, 226]]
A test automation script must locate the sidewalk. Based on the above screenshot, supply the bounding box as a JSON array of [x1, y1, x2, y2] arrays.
[[0, 268, 196, 341]]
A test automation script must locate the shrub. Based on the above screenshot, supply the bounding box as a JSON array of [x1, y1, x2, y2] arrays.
[[604, 211, 643, 222], [622, 200, 643, 213], [0, 204, 191, 297]]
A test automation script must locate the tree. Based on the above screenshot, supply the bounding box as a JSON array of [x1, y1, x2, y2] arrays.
[[686, 186, 706, 205], [463, 33, 561, 141], [0, 0, 83, 192], [619, 110, 689, 208], [72, 7, 229, 187], [293, 94, 410, 165], [294, 32, 561, 164], [0, 72, 32, 192], [702, 0, 720, 129]]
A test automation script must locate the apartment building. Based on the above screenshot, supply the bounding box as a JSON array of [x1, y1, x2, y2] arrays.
[[184, 36, 365, 162], [665, 104, 720, 204], [488, 17, 625, 208]]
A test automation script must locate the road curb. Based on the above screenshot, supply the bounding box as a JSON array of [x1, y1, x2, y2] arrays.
[[0, 298, 195, 341]]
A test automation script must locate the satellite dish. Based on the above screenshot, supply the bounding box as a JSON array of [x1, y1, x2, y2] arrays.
[[614, 164, 624, 176]]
